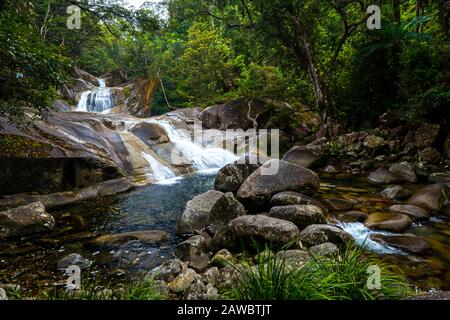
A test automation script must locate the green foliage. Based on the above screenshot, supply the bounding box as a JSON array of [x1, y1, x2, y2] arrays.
[[224, 245, 413, 300], [176, 22, 239, 107]]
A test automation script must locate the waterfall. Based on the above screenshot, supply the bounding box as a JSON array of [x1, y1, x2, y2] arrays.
[[141, 151, 175, 181], [154, 120, 239, 171], [76, 78, 115, 113]]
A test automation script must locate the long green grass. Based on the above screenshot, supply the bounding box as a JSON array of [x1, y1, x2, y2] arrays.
[[223, 245, 414, 300]]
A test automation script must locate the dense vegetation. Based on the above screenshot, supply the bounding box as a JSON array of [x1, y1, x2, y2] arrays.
[[1, 0, 448, 129]]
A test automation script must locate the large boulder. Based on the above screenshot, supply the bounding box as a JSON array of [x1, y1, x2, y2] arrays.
[[370, 234, 431, 254], [267, 205, 326, 230], [364, 212, 412, 233], [282, 145, 328, 169], [407, 184, 448, 213], [270, 191, 325, 209], [368, 167, 402, 184], [176, 190, 223, 235], [213, 215, 301, 249], [206, 192, 246, 234], [0, 202, 55, 238], [388, 205, 430, 221], [299, 224, 353, 248], [199, 98, 271, 130], [388, 162, 417, 183], [415, 123, 440, 148], [214, 160, 263, 193], [236, 159, 320, 210]]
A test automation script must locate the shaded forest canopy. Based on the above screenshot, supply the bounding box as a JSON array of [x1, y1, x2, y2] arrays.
[[0, 0, 448, 129]]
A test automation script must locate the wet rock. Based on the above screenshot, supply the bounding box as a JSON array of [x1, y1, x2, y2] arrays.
[[214, 215, 301, 249], [418, 147, 442, 164], [338, 211, 368, 223], [389, 162, 417, 183], [270, 191, 325, 209], [276, 250, 311, 267], [282, 145, 328, 169], [321, 198, 354, 211], [90, 230, 168, 247], [150, 258, 186, 282], [211, 249, 235, 268], [176, 190, 223, 235], [363, 135, 386, 149], [237, 159, 320, 210], [364, 212, 412, 233], [206, 192, 246, 235], [368, 167, 402, 184], [308, 242, 339, 257], [0, 202, 55, 238], [381, 186, 412, 201], [388, 205, 430, 221], [407, 184, 448, 213], [324, 165, 338, 174], [0, 288, 7, 300], [175, 235, 209, 262], [299, 224, 353, 248], [57, 253, 93, 271], [268, 205, 326, 229], [370, 234, 431, 254], [415, 123, 440, 148], [167, 268, 198, 293]]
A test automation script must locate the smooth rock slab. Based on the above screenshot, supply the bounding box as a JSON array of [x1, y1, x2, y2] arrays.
[[268, 205, 326, 230], [407, 184, 448, 213], [370, 234, 431, 254], [338, 211, 369, 223], [388, 205, 430, 221], [0, 202, 55, 238], [321, 198, 354, 211], [388, 162, 417, 183], [90, 230, 168, 246], [299, 224, 353, 248], [364, 212, 412, 233]]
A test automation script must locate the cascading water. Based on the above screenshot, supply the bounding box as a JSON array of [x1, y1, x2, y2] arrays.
[[76, 78, 115, 113], [154, 119, 239, 171]]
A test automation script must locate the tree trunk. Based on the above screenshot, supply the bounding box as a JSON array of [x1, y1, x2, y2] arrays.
[[393, 0, 401, 23], [302, 37, 341, 139]]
